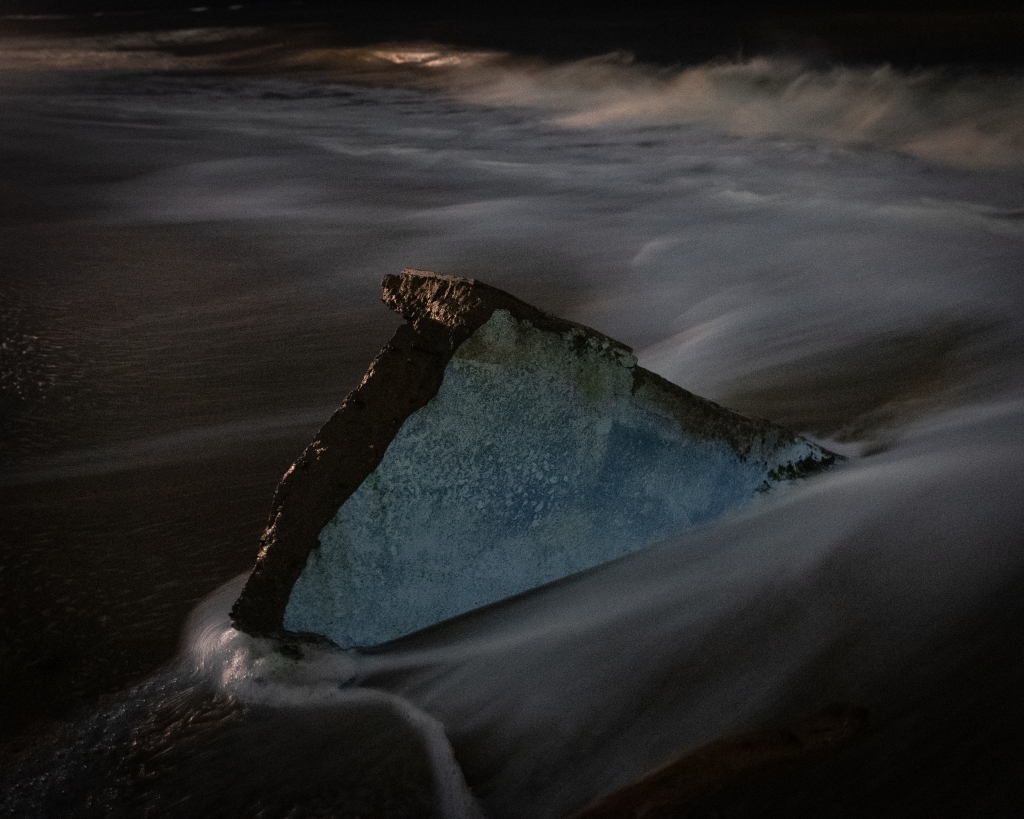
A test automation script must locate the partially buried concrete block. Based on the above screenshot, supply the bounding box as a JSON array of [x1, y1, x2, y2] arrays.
[[231, 270, 837, 648]]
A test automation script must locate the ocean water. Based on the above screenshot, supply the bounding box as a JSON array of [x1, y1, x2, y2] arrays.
[[2, 29, 1024, 818]]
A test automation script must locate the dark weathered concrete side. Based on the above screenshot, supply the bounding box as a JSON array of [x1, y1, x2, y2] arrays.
[[229, 319, 454, 636]]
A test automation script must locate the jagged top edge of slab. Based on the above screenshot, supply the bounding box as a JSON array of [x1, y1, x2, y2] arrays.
[[388, 269, 808, 459], [385, 269, 633, 356]]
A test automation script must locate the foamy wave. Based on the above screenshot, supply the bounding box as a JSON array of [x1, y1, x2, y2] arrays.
[[426, 53, 1024, 168], [182, 576, 359, 703], [264, 43, 1024, 167], [5, 30, 1021, 167]]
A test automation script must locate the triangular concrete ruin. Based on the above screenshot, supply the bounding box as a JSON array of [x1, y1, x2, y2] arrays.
[[231, 270, 837, 648]]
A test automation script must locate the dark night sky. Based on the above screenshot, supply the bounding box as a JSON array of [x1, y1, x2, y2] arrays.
[[2, 0, 1022, 67]]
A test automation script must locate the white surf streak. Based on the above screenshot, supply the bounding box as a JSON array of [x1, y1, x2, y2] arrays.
[[182, 577, 485, 819], [0, 408, 332, 485]]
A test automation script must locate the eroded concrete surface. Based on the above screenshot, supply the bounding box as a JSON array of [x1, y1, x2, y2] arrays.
[[248, 272, 836, 648]]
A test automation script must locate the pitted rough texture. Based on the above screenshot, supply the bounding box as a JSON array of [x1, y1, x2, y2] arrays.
[[232, 269, 837, 641], [283, 310, 832, 647]]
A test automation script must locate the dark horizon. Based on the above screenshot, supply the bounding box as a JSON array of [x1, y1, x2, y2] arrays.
[[3, 0, 1024, 67]]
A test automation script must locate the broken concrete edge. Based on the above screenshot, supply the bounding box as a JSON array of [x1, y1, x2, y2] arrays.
[[230, 269, 840, 638], [565, 703, 870, 819], [389, 269, 837, 470]]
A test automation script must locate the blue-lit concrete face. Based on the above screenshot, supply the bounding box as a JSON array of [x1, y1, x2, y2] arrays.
[[283, 310, 821, 648]]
